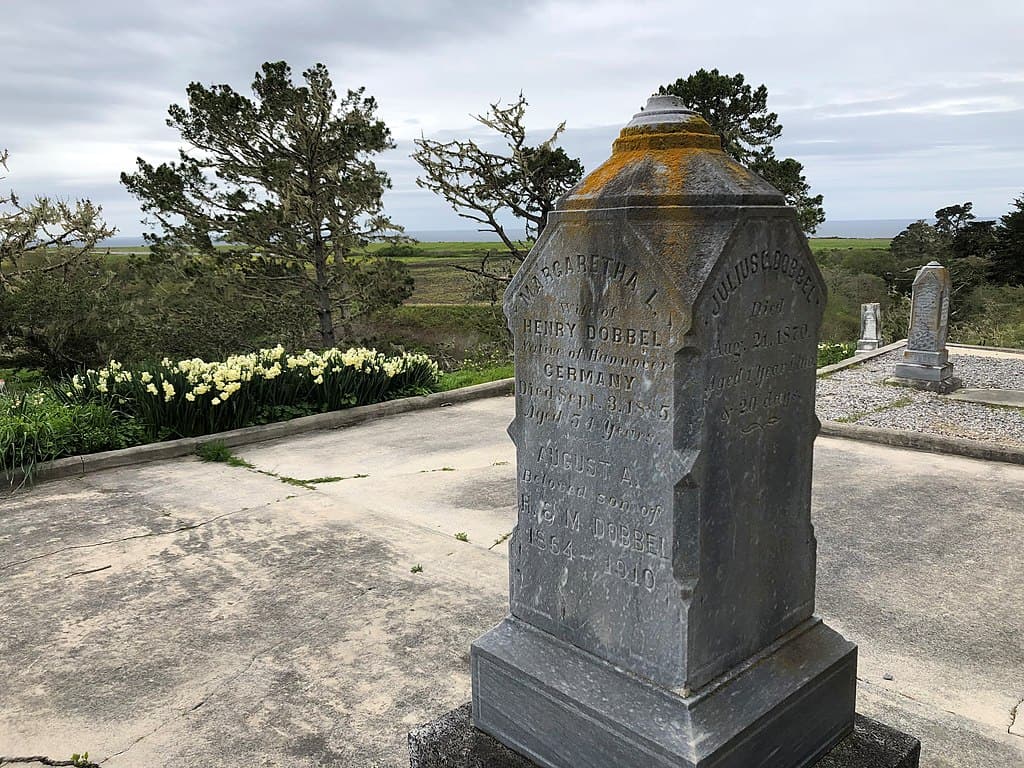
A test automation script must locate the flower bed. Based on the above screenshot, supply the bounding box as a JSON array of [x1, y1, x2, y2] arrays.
[[816, 341, 858, 368], [2, 347, 438, 481]]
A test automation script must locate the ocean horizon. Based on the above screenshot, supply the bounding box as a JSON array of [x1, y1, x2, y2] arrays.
[[97, 217, 995, 248]]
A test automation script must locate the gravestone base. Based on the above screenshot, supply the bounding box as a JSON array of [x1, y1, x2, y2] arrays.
[[409, 704, 920, 768], [465, 617, 857, 768], [887, 363, 961, 394], [856, 340, 880, 352]]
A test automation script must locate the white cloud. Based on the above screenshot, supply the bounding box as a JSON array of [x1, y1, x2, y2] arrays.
[[2, 0, 1022, 234]]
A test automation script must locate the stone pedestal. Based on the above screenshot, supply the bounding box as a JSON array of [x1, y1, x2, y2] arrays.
[[409, 704, 921, 768], [857, 302, 882, 352], [473, 617, 855, 768], [891, 262, 958, 392]]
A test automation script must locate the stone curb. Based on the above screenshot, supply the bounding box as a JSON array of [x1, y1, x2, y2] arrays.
[[948, 342, 1024, 356], [10, 379, 515, 489], [819, 420, 1024, 466], [815, 339, 907, 377]]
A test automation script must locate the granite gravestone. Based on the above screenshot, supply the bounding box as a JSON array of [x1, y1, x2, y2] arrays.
[[469, 96, 859, 768], [857, 302, 882, 352], [891, 262, 958, 392]]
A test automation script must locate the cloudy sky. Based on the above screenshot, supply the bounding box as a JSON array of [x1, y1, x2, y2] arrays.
[[2, 0, 1022, 237]]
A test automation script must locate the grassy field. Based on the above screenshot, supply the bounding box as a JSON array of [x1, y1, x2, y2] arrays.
[[89, 238, 893, 305], [396, 238, 892, 303], [808, 237, 891, 251]]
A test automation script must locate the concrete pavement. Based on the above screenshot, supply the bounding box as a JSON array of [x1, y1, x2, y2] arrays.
[[1, 395, 1021, 767]]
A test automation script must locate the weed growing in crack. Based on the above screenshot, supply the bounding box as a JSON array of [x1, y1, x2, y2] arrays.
[[835, 396, 914, 424], [307, 473, 368, 483], [454, 531, 469, 542], [411, 563, 424, 573], [195, 440, 232, 462]]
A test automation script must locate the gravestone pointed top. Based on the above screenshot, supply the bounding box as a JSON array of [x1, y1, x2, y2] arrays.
[[626, 94, 698, 128], [558, 91, 780, 211]]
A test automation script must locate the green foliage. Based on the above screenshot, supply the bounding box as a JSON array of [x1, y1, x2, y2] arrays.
[[410, 563, 424, 573], [890, 220, 948, 268], [658, 69, 824, 233], [951, 285, 1024, 347], [989, 194, 1024, 285], [364, 304, 510, 368], [373, 243, 423, 259], [112, 254, 316, 365], [750, 155, 825, 234], [412, 93, 584, 279], [195, 440, 234, 462], [818, 266, 889, 342], [882, 294, 911, 343], [816, 342, 857, 367], [122, 61, 407, 346], [454, 531, 469, 542], [0, 150, 118, 374], [0, 254, 123, 375], [0, 366, 44, 393], [934, 202, 975, 240], [438, 363, 514, 391], [0, 389, 144, 482]]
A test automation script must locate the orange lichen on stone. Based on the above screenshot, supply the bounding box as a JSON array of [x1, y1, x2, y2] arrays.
[[613, 133, 721, 152], [569, 121, 727, 205], [619, 116, 716, 137], [720, 155, 761, 190], [573, 147, 648, 199]]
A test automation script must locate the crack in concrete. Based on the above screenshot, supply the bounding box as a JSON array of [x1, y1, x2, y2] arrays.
[[0, 757, 99, 767], [97, 585, 376, 765], [856, 676, 962, 721], [1, 508, 252, 573], [1009, 696, 1023, 735]]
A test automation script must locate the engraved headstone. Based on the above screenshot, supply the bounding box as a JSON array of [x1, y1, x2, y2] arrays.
[[890, 262, 959, 392], [469, 96, 858, 768], [857, 302, 882, 352]]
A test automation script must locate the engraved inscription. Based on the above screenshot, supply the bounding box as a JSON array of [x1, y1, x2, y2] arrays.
[[508, 243, 680, 675], [513, 254, 643, 307], [706, 250, 822, 319]]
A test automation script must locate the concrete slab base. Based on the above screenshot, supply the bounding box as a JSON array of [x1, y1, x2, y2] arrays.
[[885, 376, 962, 394], [408, 703, 921, 768], [946, 388, 1024, 408]]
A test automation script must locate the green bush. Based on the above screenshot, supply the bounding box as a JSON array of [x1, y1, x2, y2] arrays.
[[817, 342, 857, 367], [951, 285, 1024, 348], [0, 367, 45, 394], [359, 304, 511, 368], [0, 390, 145, 480], [818, 266, 889, 343]]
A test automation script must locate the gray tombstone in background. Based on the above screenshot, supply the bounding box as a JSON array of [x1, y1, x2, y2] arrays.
[[856, 302, 882, 352], [891, 262, 959, 392], [470, 96, 858, 768]]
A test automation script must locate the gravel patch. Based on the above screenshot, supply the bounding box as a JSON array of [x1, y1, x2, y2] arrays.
[[816, 349, 1024, 449]]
